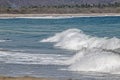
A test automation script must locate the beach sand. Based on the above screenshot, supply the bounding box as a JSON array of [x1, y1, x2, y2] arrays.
[[0, 13, 120, 18], [0, 76, 55, 80]]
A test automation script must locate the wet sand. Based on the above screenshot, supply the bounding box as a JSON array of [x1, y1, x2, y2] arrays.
[[0, 76, 55, 80]]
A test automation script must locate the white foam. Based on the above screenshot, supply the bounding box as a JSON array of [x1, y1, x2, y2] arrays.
[[41, 28, 120, 73], [18, 16, 73, 19], [41, 28, 120, 50], [0, 51, 69, 65], [0, 16, 74, 19], [0, 17, 15, 19], [0, 40, 11, 42], [68, 49, 120, 73]]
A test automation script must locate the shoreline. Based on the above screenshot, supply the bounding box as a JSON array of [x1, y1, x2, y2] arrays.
[[0, 13, 120, 18], [0, 76, 55, 80]]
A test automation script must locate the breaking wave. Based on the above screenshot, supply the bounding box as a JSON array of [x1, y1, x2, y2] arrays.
[[41, 28, 120, 50], [41, 28, 120, 73]]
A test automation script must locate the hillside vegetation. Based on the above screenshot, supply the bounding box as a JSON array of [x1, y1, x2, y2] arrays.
[[0, 0, 120, 13]]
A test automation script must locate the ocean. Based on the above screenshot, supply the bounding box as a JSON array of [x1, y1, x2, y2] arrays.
[[0, 16, 120, 80]]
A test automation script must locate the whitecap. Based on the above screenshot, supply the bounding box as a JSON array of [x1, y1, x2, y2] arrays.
[[41, 28, 120, 50], [41, 28, 120, 73]]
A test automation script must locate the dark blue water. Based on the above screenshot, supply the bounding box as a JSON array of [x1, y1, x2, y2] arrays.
[[0, 16, 120, 79]]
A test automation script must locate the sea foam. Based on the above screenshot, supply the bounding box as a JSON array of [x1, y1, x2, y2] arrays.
[[41, 28, 120, 50], [0, 51, 68, 65], [41, 28, 120, 73], [0, 40, 11, 42]]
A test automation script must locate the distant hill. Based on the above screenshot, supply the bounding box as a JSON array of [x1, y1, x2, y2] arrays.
[[0, 0, 120, 8]]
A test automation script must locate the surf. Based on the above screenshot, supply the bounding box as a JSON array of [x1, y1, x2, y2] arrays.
[[41, 28, 120, 50], [41, 28, 120, 73], [0, 50, 69, 65]]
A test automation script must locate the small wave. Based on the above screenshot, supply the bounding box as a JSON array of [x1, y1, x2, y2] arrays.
[[41, 28, 120, 73], [0, 39, 11, 42], [0, 51, 69, 65], [0, 16, 73, 19], [0, 17, 15, 19], [18, 16, 73, 19]]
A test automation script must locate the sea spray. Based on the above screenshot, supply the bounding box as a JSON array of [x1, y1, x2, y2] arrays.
[[68, 49, 120, 73], [41, 28, 120, 50], [41, 28, 120, 73]]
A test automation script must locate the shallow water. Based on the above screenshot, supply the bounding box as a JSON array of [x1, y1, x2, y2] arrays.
[[0, 17, 120, 79]]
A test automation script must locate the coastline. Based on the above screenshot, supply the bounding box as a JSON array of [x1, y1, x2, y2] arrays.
[[0, 13, 120, 18]]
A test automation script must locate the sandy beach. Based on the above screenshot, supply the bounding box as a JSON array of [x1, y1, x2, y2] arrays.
[[0, 76, 55, 80], [0, 13, 120, 18]]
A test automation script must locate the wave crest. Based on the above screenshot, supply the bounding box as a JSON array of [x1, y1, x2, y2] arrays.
[[41, 28, 120, 50], [40, 28, 120, 73], [68, 49, 120, 73]]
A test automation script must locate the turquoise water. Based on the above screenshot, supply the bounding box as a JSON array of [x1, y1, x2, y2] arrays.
[[0, 16, 120, 79]]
